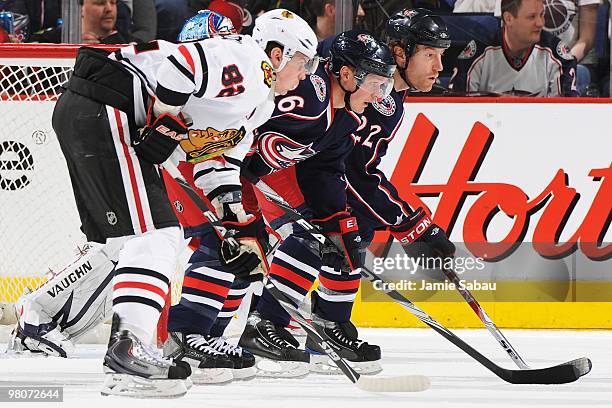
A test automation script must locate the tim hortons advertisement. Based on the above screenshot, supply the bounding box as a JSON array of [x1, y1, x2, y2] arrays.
[[362, 101, 611, 304]]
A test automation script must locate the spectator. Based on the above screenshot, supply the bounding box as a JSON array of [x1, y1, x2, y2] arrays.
[[81, 0, 128, 43], [155, 0, 189, 41], [453, 0, 495, 12], [449, 0, 578, 96], [307, 0, 365, 41], [1, 0, 62, 42], [308, 0, 334, 40], [543, 0, 601, 95], [453, 0, 600, 95], [117, 0, 157, 42]]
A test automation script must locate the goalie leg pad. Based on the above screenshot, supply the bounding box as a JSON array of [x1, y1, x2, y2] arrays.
[[9, 239, 124, 356]]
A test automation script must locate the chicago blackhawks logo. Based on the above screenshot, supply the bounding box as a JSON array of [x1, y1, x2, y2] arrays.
[[372, 95, 396, 116], [180, 126, 246, 163], [281, 10, 295, 19], [258, 131, 316, 170], [261, 61, 274, 88]]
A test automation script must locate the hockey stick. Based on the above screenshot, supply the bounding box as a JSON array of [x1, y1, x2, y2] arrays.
[[251, 178, 592, 385], [163, 169, 430, 392], [440, 265, 529, 369]]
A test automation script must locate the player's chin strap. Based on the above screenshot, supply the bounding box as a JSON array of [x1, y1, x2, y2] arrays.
[[335, 71, 359, 112]]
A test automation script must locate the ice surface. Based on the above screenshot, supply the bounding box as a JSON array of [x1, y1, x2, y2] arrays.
[[0, 328, 609, 408]]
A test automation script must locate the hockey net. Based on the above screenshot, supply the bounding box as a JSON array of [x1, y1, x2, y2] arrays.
[[0, 45, 186, 337]]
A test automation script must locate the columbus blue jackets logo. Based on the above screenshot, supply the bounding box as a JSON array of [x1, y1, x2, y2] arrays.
[[556, 41, 574, 60], [372, 95, 396, 116], [357, 33, 376, 47], [310, 74, 326, 102], [258, 131, 316, 170], [458, 40, 477, 60]]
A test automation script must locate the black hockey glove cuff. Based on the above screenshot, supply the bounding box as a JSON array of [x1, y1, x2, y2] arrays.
[[219, 216, 270, 282], [390, 208, 455, 260], [133, 112, 187, 164], [313, 211, 364, 273]]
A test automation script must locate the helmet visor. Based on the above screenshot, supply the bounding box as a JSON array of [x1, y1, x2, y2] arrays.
[[356, 72, 395, 99], [286, 51, 320, 75]]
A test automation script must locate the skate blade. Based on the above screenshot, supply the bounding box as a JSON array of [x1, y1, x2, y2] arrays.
[[254, 356, 309, 378], [190, 367, 234, 385], [100, 373, 187, 398], [308, 354, 383, 375], [232, 366, 257, 381]]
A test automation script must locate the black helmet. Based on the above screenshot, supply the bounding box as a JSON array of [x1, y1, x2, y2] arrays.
[[329, 29, 396, 81], [386, 8, 451, 57]]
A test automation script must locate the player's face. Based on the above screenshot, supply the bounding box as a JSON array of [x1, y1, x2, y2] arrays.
[[505, 0, 545, 47], [276, 52, 312, 95], [350, 73, 394, 113], [405, 45, 444, 92]]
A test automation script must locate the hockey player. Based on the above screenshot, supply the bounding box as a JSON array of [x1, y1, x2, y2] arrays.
[[13, 9, 318, 397], [6, 10, 238, 363], [231, 31, 397, 376], [163, 9, 320, 382], [157, 29, 395, 378], [308, 8, 457, 374]]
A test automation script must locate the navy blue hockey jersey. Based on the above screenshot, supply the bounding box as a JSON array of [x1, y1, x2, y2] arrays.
[[345, 88, 415, 241], [246, 62, 362, 218]]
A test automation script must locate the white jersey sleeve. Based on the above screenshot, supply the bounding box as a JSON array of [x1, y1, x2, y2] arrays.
[[177, 35, 276, 200]]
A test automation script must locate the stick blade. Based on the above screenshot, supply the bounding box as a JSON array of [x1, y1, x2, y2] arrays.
[[356, 375, 430, 392], [504, 357, 592, 384]]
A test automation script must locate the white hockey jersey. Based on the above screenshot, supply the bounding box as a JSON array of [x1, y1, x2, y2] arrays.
[[449, 29, 578, 97], [111, 36, 276, 198]]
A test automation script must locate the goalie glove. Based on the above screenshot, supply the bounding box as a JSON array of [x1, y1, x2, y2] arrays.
[[312, 211, 364, 274], [390, 208, 455, 260], [132, 107, 189, 164], [219, 217, 271, 282]]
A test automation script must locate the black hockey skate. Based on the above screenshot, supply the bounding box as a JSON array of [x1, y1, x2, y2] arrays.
[[238, 311, 310, 378], [306, 314, 382, 375], [164, 332, 235, 384], [205, 335, 256, 380], [101, 314, 191, 398]]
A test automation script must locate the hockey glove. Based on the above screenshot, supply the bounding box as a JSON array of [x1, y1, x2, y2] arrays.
[[219, 217, 271, 282], [312, 211, 364, 274], [133, 112, 188, 164], [210, 190, 252, 223], [390, 208, 455, 261]]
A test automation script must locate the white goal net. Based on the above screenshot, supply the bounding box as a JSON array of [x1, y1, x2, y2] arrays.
[[0, 44, 84, 312], [0, 45, 187, 339]]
